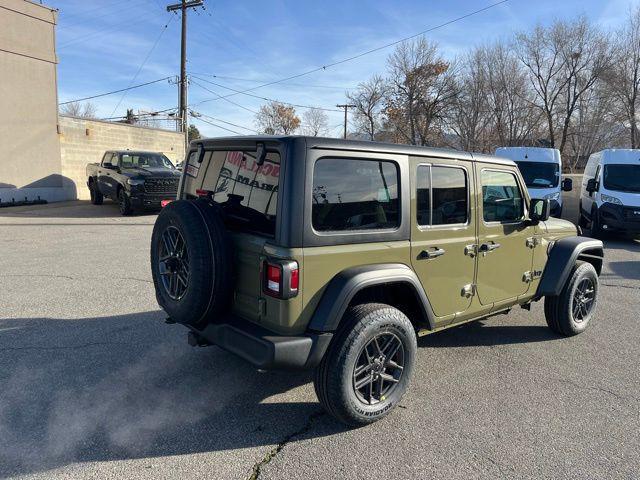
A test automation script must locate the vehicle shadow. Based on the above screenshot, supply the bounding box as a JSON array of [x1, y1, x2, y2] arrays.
[[0, 311, 345, 478], [0, 201, 159, 220], [418, 320, 560, 349]]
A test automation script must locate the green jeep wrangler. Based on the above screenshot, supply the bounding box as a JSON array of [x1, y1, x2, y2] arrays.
[[150, 137, 603, 426]]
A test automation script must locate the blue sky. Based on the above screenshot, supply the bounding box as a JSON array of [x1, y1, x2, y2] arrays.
[[51, 0, 639, 137]]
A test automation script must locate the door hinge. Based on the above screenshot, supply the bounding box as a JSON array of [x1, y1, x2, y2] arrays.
[[523, 270, 543, 283], [526, 236, 542, 248], [461, 283, 476, 297], [464, 244, 478, 257]]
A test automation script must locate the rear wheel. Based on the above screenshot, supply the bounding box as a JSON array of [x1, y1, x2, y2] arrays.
[[89, 181, 103, 205], [544, 261, 599, 336], [314, 303, 417, 427]]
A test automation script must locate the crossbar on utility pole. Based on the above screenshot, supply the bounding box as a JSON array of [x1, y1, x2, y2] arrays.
[[167, 0, 203, 150], [336, 104, 356, 139]]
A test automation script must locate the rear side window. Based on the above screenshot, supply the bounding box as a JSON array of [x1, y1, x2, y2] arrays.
[[416, 165, 468, 226], [202, 150, 280, 236], [482, 170, 524, 223], [312, 158, 399, 232]]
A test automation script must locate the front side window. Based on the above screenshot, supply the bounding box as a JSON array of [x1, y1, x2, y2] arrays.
[[603, 164, 640, 193], [482, 170, 524, 223], [515, 161, 559, 189], [417, 165, 467, 226], [312, 158, 399, 232]]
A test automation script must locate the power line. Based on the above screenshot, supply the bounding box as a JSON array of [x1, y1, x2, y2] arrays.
[[190, 79, 259, 114], [191, 115, 242, 135], [204, 0, 510, 102], [190, 72, 355, 90], [59, 77, 173, 105], [109, 17, 175, 118], [191, 110, 259, 133], [191, 74, 342, 112]]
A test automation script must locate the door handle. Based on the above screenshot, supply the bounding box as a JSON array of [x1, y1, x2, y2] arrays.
[[479, 242, 501, 253], [418, 248, 446, 260]]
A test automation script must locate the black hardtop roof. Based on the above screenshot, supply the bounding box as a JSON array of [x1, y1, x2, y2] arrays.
[[192, 136, 514, 166]]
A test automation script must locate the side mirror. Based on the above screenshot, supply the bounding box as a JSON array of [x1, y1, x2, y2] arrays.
[[529, 198, 550, 224], [586, 178, 598, 194], [561, 178, 573, 192]]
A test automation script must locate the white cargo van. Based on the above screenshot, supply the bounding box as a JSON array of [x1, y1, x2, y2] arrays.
[[580, 149, 640, 236], [495, 147, 572, 217]]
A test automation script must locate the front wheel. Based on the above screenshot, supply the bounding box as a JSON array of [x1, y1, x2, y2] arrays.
[[314, 303, 417, 427], [89, 181, 103, 205], [118, 188, 133, 216], [544, 261, 599, 336]]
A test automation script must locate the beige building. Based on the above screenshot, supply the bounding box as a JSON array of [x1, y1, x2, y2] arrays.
[[0, 0, 67, 202], [0, 0, 185, 204]]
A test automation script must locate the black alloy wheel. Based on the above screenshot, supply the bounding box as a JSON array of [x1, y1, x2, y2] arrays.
[[572, 277, 596, 323], [158, 226, 190, 300], [352, 332, 405, 405], [118, 189, 132, 215]]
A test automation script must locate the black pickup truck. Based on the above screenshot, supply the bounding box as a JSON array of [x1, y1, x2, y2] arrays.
[[86, 150, 181, 215]]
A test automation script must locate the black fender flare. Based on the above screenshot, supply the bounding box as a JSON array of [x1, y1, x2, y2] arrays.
[[307, 263, 436, 333], [537, 236, 604, 297]]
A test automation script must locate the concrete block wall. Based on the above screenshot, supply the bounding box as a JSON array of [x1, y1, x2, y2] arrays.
[[59, 116, 186, 200]]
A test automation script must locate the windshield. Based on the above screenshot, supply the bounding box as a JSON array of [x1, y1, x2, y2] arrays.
[[515, 161, 559, 188], [121, 153, 175, 170], [603, 164, 640, 193]]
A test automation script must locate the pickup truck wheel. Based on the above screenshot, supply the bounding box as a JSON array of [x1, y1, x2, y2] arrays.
[[118, 188, 133, 216], [89, 181, 103, 205], [544, 261, 599, 336], [150, 199, 232, 329], [313, 303, 416, 427]]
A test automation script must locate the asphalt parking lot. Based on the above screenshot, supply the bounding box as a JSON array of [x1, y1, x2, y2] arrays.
[[1, 182, 639, 479]]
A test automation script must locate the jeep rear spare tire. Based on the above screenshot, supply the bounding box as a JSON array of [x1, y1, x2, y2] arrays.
[[151, 199, 233, 329]]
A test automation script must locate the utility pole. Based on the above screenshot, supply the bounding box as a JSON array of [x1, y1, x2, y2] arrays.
[[166, 0, 203, 149], [336, 104, 355, 139]]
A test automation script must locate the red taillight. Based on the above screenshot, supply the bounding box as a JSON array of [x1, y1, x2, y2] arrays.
[[290, 267, 299, 291], [161, 199, 173, 208], [266, 263, 281, 295], [263, 260, 299, 299]]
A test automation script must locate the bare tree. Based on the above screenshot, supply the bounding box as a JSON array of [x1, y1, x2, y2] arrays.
[[516, 17, 611, 153], [605, 6, 640, 148], [448, 48, 491, 152], [301, 109, 329, 136], [346, 75, 387, 140], [255, 102, 300, 135], [565, 82, 625, 171], [384, 38, 457, 146], [482, 41, 542, 148], [59, 101, 97, 118]]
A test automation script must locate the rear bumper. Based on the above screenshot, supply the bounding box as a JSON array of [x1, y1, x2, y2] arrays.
[[187, 316, 333, 371], [599, 203, 640, 233]]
